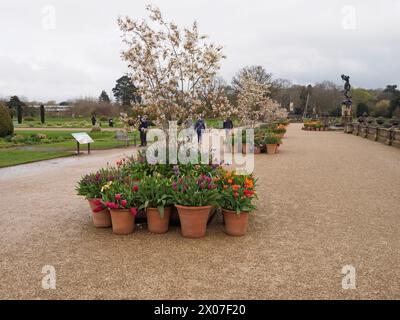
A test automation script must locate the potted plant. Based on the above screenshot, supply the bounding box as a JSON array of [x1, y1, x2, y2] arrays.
[[254, 137, 263, 154], [218, 172, 257, 236], [264, 133, 281, 154], [273, 127, 286, 139], [75, 170, 112, 228], [138, 176, 174, 234], [241, 132, 255, 154], [172, 175, 220, 238], [101, 180, 140, 235]]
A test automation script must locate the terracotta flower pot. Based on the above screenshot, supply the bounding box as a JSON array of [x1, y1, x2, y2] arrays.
[[266, 144, 278, 154], [222, 209, 249, 236], [146, 207, 171, 234], [175, 205, 212, 238], [110, 209, 135, 235], [254, 146, 261, 154], [87, 198, 111, 228]]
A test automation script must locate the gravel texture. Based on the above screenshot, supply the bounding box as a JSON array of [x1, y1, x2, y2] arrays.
[[1, 124, 400, 299]]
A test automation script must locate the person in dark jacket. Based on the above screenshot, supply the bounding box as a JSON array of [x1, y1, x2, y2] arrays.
[[91, 115, 96, 126], [139, 115, 149, 146], [194, 117, 206, 143], [223, 117, 233, 130]]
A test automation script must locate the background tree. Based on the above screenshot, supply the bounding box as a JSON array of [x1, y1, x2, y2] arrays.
[[112, 75, 140, 107], [236, 73, 281, 127], [99, 90, 111, 103], [40, 105, 45, 124], [6, 95, 25, 109], [118, 5, 225, 128], [372, 99, 391, 117], [0, 103, 14, 137], [232, 65, 273, 91], [356, 103, 369, 117]]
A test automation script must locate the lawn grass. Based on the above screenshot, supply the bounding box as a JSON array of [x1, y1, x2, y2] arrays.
[[1, 130, 140, 149], [0, 150, 72, 168], [0, 130, 141, 168]]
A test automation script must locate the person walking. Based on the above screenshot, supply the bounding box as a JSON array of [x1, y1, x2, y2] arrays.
[[91, 114, 97, 127], [223, 117, 234, 151], [223, 117, 233, 132], [194, 117, 206, 143], [139, 115, 149, 146]]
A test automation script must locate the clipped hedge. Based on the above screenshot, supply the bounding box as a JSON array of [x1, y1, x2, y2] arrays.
[[0, 103, 14, 137]]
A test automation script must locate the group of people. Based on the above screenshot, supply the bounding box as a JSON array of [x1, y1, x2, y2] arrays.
[[91, 115, 114, 128], [92, 114, 234, 147], [137, 116, 235, 146]]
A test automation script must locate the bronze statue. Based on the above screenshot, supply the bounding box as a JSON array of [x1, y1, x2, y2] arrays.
[[341, 74, 352, 107], [341, 74, 352, 121]]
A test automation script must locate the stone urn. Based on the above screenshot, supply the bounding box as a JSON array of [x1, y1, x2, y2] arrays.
[[376, 117, 385, 126], [389, 117, 399, 127]]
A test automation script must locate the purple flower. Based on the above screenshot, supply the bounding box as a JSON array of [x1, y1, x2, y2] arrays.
[[173, 165, 180, 176]]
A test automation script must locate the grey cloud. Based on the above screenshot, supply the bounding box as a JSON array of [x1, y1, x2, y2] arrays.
[[0, 0, 399, 101]]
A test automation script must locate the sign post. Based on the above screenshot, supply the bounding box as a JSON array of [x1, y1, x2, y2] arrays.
[[71, 133, 94, 155]]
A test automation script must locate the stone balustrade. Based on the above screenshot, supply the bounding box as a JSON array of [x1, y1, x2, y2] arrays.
[[345, 121, 400, 148]]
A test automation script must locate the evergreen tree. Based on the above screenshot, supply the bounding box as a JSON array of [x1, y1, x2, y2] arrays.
[[112, 76, 140, 106], [99, 90, 111, 103]]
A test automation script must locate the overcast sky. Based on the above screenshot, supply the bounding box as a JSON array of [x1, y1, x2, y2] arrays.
[[0, 0, 399, 102]]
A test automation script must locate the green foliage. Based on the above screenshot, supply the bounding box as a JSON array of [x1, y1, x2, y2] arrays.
[[137, 176, 174, 217], [17, 105, 22, 124], [101, 179, 141, 209], [263, 133, 281, 145], [372, 99, 390, 117], [0, 104, 14, 137], [99, 90, 111, 103], [40, 105, 45, 124], [75, 168, 115, 199], [8, 108, 15, 119], [6, 96, 25, 108], [171, 175, 220, 207], [273, 127, 286, 134], [217, 172, 257, 213], [112, 75, 140, 106], [356, 103, 369, 117]]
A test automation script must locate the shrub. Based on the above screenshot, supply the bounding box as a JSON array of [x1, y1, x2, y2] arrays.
[[8, 108, 16, 119], [0, 103, 14, 137], [35, 133, 47, 139], [40, 105, 45, 124], [17, 105, 23, 124], [11, 135, 25, 144], [273, 127, 286, 134], [263, 133, 281, 145]]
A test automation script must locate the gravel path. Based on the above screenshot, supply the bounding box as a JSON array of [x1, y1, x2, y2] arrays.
[[1, 124, 400, 299]]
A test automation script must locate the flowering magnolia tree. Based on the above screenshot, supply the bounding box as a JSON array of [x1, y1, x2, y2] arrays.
[[236, 74, 286, 127], [118, 5, 226, 128]]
